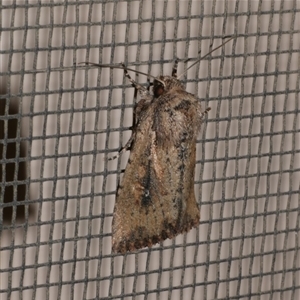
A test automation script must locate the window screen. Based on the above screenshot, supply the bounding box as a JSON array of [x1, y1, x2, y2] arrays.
[[1, 1, 299, 299]]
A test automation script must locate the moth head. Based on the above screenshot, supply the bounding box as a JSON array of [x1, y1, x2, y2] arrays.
[[153, 76, 183, 97]]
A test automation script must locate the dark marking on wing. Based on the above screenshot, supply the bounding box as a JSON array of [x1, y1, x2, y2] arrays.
[[174, 99, 191, 111], [141, 161, 152, 208]]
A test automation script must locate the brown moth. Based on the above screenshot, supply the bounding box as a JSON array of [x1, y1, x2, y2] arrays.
[[111, 66, 210, 254], [84, 37, 233, 253]]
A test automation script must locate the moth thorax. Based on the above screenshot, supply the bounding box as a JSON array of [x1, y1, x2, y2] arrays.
[[153, 76, 183, 97]]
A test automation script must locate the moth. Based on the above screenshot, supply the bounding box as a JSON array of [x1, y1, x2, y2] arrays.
[[84, 37, 233, 253]]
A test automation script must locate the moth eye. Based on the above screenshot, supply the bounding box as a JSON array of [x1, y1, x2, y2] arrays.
[[156, 86, 164, 96], [153, 84, 164, 97]]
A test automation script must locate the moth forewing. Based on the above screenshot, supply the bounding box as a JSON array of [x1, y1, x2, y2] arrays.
[[111, 75, 205, 253]]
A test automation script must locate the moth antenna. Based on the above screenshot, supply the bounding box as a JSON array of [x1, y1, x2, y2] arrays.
[[177, 35, 235, 79], [78, 62, 166, 87]]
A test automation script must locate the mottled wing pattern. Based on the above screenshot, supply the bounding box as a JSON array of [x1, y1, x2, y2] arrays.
[[112, 88, 202, 253]]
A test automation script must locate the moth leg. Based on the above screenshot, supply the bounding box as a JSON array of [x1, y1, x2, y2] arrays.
[[133, 79, 138, 101], [108, 64, 145, 161], [107, 71, 137, 162], [201, 107, 211, 119], [107, 87, 141, 161], [121, 63, 149, 98], [107, 134, 135, 161], [172, 58, 179, 78]]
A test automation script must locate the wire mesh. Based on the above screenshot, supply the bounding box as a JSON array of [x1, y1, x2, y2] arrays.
[[0, 1, 299, 299]]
